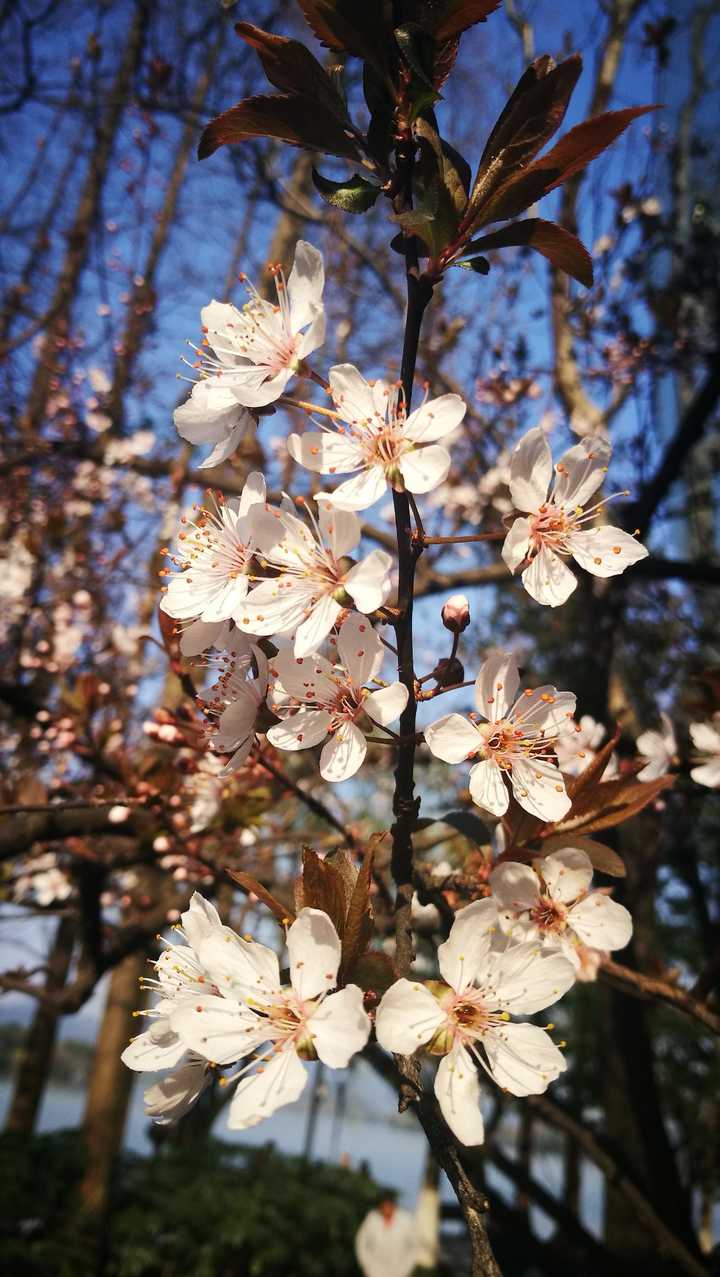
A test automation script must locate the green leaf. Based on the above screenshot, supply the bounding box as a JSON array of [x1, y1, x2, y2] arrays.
[[312, 168, 381, 212], [414, 118, 469, 215], [235, 22, 349, 120], [198, 93, 362, 162], [394, 22, 440, 116], [459, 218, 593, 287], [456, 254, 490, 274]]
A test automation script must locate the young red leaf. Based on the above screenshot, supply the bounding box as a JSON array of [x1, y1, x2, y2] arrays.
[[477, 54, 582, 180], [434, 0, 501, 42], [300, 847, 348, 937], [227, 869, 295, 925], [340, 845, 374, 983], [235, 22, 347, 119], [567, 725, 622, 796], [459, 218, 593, 286], [295, 0, 391, 74], [198, 93, 361, 162]]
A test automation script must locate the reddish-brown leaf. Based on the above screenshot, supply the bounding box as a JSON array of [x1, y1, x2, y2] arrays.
[[434, 0, 501, 42], [567, 725, 622, 797], [295, 0, 390, 73], [235, 23, 347, 118], [551, 773, 674, 837], [300, 847, 348, 936], [351, 950, 397, 998], [227, 869, 295, 925], [540, 835, 626, 878], [198, 93, 361, 162], [340, 845, 374, 983], [477, 54, 582, 181], [461, 218, 593, 286]]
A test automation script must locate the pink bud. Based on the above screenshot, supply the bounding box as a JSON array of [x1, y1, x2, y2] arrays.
[[441, 594, 470, 633]]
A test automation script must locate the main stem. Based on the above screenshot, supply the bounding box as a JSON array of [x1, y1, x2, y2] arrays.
[[388, 142, 502, 1277]]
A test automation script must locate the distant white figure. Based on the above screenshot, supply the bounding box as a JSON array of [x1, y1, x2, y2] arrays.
[[355, 1193, 419, 1277]]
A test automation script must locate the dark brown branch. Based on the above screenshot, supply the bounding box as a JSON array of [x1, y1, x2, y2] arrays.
[[600, 958, 720, 1036]]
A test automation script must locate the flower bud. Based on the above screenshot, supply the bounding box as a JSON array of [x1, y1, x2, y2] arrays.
[[433, 656, 464, 688], [441, 594, 470, 633]]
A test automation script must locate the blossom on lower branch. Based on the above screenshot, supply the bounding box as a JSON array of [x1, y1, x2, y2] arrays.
[[424, 649, 576, 821], [375, 899, 575, 1146], [122, 894, 371, 1130]]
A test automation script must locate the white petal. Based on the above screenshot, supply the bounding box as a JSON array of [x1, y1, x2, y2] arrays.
[[196, 421, 246, 470], [508, 426, 553, 512], [237, 581, 316, 640], [170, 994, 263, 1066], [522, 545, 578, 606], [397, 444, 451, 494], [328, 363, 380, 424], [287, 239, 325, 332], [501, 517, 532, 573], [213, 687, 260, 753], [690, 759, 720, 788], [474, 650, 520, 722], [569, 892, 632, 952], [297, 307, 326, 359], [144, 1058, 209, 1125], [438, 898, 497, 992], [198, 930, 281, 999], [288, 907, 342, 1000], [228, 1044, 307, 1130], [319, 721, 367, 781], [509, 756, 571, 822], [174, 379, 243, 442], [287, 431, 364, 475], [510, 686, 576, 736], [364, 682, 408, 727], [424, 713, 480, 763], [435, 1046, 485, 1146], [317, 505, 361, 558], [689, 721, 720, 754], [121, 1022, 187, 1072], [375, 978, 445, 1054], [180, 891, 223, 950], [267, 708, 333, 752], [492, 943, 576, 1013], [569, 526, 648, 578], [179, 619, 237, 658], [294, 595, 343, 657], [468, 759, 509, 816], [337, 612, 383, 686], [403, 394, 466, 443], [310, 985, 371, 1067], [344, 550, 392, 613], [318, 466, 388, 511], [489, 862, 541, 914], [238, 471, 267, 517], [552, 435, 611, 510], [483, 1022, 566, 1096], [540, 847, 593, 903]]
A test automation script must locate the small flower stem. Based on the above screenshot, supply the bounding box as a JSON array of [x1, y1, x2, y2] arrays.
[[420, 530, 506, 546], [279, 394, 340, 421], [407, 491, 426, 541]]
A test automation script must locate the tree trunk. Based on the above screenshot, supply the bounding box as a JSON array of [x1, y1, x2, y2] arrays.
[[70, 949, 145, 1273], [4, 914, 75, 1134]]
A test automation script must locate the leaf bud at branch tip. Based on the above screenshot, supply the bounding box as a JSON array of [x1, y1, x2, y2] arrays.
[[441, 594, 470, 633]]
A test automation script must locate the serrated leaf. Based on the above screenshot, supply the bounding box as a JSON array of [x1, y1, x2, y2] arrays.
[[198, 93, 361, 162], [300, 847, 348, 936], [433, 1, 501, 42], [474, 104, 658, 228], [459, 218, 593, 287], [540, 835, 626, 878], [439, 810, 489, 843], [550, 773, 674, 837], [312, 168, 381, 212], [227, 869, 294, 924], [340, 845, 374, 983], [296, 0, 392, 74], [394, 22, 440, 112], [476, 55, 582, 186], [235, 22, 349, 120]]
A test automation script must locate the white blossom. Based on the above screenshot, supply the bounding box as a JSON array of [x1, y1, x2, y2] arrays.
[[182, 239, 325, 416], [238, 501, 392, 658], [424, 650, 576, 821], [689, 715, 720, 789], [168, 906, 371, 1131], [489, 848, 632, 971], [501, 426, 648, 606], [636, 712, 676, 781], [160, 474, 268, 630], [206, 646, 268, 774], [556, 715, 618, 779], [288, 364, 465, 511], [266, 614, 408, 781], [375, 899, 574, 1145]]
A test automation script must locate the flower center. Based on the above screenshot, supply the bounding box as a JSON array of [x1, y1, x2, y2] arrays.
[[530, 896, 567, 934]]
